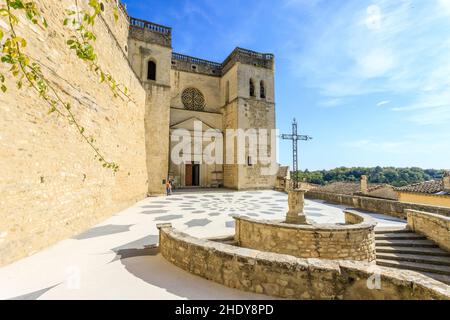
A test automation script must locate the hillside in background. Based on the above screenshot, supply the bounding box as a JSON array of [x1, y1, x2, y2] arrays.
[[294, 167, 445, 187]]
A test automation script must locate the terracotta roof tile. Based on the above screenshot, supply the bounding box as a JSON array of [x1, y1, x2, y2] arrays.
[[395, 180, 445, 194]]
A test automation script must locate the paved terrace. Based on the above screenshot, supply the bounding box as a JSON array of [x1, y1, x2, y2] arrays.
[[0, 190, 406, 300]]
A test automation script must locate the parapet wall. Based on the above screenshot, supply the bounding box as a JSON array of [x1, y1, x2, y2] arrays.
[[158, 225, 450, 300], [233, 211, 376, 262], [129, 17, 172, 48], [407, 210, 450, 252], [0, 0, 147, 266], [306, 191, 450, 219]]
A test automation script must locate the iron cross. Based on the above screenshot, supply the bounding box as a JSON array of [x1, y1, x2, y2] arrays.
[[281, 118, 312, 189]]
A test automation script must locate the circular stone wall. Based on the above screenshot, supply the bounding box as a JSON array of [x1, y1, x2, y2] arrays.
[[234, 210, 376, 262], [157, 224, 450, 300]]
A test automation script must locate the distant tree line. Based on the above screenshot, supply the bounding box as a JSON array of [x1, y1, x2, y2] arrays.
[[293, 167, 445, 187]]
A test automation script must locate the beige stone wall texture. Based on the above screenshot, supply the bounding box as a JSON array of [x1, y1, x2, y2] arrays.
[[238, 98, 276, 190], [128, 40, 172, 87], [223, 100, 239, 189], [234, 213, 376, 262], [128, 32, 172, 195], [237, 64, 275, 103], [170, 71, 221, 113], [220, 64, 239, 106], [399, 192, 450, 208], [306, 191, 450, 219], [158, 226, 450, 300], [144, 84, 171, 195], [0, 0, 147, 266], [407, 210, 450, 252], [231, 62, 276, 190]]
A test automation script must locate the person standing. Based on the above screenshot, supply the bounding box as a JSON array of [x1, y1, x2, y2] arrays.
[[166, 180, 171, 196]]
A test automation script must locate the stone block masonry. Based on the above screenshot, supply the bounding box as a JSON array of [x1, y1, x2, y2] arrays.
[[234, 211, 376, 262], [306, 191, 450, 219], [158, 225, 450, 300], [407, 210, 450, 252], [0, 0, 147, 266]]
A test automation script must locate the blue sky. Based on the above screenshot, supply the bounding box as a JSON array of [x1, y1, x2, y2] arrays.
[[123, 0, 450, 170]]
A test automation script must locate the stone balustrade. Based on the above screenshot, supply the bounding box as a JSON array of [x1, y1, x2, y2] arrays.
[[233, 211, 376, 262], [129, 18, 172, 48], [407, 210, 450, 251], [157, 224, 450, 300]]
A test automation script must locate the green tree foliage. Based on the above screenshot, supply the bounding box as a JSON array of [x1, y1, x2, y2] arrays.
[[294, 167, 445, 187]]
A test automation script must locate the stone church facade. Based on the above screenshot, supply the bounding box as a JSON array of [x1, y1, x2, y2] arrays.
[[128, 18, 277, 195], [0, 1, 278, 266]]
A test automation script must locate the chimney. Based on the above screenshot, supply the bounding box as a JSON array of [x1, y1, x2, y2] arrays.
[[360, 175, 368, 194], [444, 171, 450, 192]]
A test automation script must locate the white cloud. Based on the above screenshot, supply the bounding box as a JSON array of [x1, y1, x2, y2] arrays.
[[343, 134, 450, 154], [318, 98, 344, 108], [407, 106, 450, 125], [356, 48, 395, 78], [439, 0, 450, 14], [365, 5, 382, 30], [377, 100, 390, 106], [282, 0, 450, 125]]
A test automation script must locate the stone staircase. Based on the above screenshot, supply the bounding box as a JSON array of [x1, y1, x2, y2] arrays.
[[375, 228, 450, 285]]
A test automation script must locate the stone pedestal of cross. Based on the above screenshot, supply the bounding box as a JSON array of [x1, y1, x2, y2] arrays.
[[281, 118, 312, 225], [285, 189, 309, 224]]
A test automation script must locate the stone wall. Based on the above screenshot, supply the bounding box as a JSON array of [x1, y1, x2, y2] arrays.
[[158, 225, 450, 300], [0, 0, 147, 266], [306, 191, 450, 219], [128, 20, 173, 195], [235, 61, 276, 190], [172, 53, 222, 77], [170, 70, 222, 113], [399, 192, 450, 209], [233, 212, 376, 262], [144, 83, 171, 195], [407, 210, 450, 252], [129, 18, 172, 48]]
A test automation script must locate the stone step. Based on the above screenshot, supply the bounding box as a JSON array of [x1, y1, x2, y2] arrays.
[[375, 239, 438, 248], [376, 259, 450, 276], [377, 252, 450, 267], [375, 228, 412, 234], [375, 233, 427, 241], [422, 273, 450, 285], [376, 246, 450, 257]]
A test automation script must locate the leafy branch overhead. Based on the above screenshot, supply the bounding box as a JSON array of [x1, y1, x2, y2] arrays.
[[0, 0, 131, 172]]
